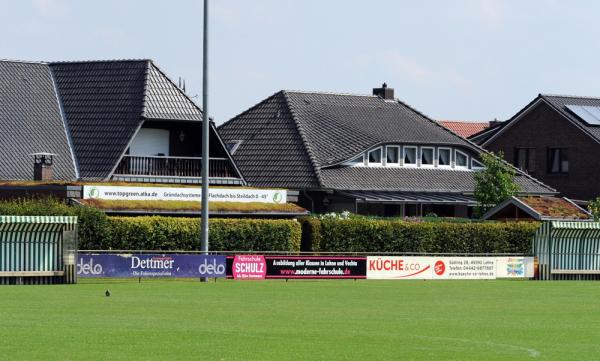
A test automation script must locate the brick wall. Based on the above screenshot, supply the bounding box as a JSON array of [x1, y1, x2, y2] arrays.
[[486, 101, 599, 201]]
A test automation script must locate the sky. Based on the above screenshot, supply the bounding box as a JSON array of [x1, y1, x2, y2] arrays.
[[2, 0, 600, 125]]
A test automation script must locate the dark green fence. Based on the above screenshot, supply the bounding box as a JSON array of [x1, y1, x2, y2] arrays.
[[0, 216, 78, 284]]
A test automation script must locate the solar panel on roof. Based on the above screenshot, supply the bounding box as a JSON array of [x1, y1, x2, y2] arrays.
[[565, 104, 600, 125]]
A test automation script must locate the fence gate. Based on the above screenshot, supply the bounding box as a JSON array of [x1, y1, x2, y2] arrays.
[[533, 221, 600, 280], [0, 216, 78, 285]]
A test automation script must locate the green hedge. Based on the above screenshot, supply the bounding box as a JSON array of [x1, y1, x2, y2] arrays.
[[94, 217, 301, 252], [0, 198, 301, 251], [318, 218, 540, 254], [298, 216, 323, 252], [0, 198, 539, 254]]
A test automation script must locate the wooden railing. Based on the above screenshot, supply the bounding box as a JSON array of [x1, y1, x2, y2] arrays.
[[114, 155, 236, 178]]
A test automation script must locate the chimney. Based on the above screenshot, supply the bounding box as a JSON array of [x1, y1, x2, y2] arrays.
[[489, 117, 502, 127], [32, 153, 55, 181], [373, 82, 394, 100]]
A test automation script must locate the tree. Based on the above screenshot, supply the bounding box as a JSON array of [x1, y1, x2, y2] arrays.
[[588, 197, 600, 221], [474, 151, 520, 217]]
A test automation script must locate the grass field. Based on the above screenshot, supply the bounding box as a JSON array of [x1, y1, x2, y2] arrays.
[[1, 280, 600, 361]]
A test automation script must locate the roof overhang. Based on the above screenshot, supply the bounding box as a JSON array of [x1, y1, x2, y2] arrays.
[[336, 190, 476, 205], [482, 196, 593, 221]]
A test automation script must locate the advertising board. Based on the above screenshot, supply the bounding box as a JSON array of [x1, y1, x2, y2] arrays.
[[83, 185, 286, 204], [496, 256, 535, 278], [367, 256, 534, 280], [77, 254, 226, 278], [227, 256, 367, 279]]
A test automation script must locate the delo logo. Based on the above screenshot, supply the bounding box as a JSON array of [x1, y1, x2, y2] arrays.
[[77, 257, 103, 275], [198, 258, 226, 276]]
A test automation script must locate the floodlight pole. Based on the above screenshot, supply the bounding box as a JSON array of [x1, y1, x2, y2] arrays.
[[200, 0, 210, 281]]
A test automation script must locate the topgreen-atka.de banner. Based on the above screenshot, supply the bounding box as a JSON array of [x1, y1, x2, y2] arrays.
[[83, 185, 286, 204]]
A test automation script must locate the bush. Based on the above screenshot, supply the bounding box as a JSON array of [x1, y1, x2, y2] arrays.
[[318, 218, 540, 254], [0, 198, 301, 252], [298, 217, 323, 252], [100, 217, 301, 252], [0, 197, 72, 215]]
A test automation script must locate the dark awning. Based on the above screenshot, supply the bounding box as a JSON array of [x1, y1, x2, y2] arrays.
[[337, 190, 476, 205]]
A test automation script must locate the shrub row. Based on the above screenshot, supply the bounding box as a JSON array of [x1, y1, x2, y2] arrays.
[[0, 198, 539, 253], [0, 198, 301, 252], [315, 218, 540, 254], [96, 217, 301, 252]]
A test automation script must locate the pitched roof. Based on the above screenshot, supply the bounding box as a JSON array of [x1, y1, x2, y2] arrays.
[[319, 167, 550, 194], [284, 91, 473, 167], [49, 60, 203, 180], [482, 196, 592, 221], [481, 94, 600, 147], [219, 90, 555, 195], [540, 94, 600, 143], [439, 120, 491, 138], [217, 92, 320, 189], [0, 61, 77, 180], [0, 59, 209, 182]]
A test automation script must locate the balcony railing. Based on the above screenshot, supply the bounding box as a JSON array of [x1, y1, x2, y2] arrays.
[[114, 155, 237, 178]]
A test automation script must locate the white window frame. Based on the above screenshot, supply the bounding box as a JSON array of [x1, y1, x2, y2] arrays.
[[471, 158, 485, 170], [226, 140, 243, 155], [403, 146, 418, 167], [420, 146, 435, 168], [344, 154, 366, 167], [385, 145, 401, 167], [455, 149, 469, 169], [367, 147, 383, 167], [437, 147, 452, 168]]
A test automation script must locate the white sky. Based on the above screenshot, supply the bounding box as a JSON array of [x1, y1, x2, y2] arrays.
[[2, 0, 600, 124]]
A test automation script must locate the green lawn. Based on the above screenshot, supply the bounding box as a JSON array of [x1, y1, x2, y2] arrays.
[[1, 280, 599, 361]]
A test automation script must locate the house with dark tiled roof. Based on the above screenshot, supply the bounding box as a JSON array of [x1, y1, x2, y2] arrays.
[[479, 94, 600, 202], [218, 84, 556, 217], [0, 59, 244, 185]]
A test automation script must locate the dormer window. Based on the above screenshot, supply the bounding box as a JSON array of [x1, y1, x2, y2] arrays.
[[438, 148, 451, 167], [368, 147, 382, 165], [421, 147, 434, 167], [404, 146, 417, 166], [472, 158, 485, 170], [341, 145, 476, 171], [347, 154, 365, 166], [455, 150, 468, 168], [386, 146, 400, 165]]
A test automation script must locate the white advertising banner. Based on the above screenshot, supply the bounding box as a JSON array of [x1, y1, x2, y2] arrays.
[[496, 257, 535, 278], [367, 256, 534, 280], [432, 257, 496, 280], [366, 256, 433, 279], [83, 185, 286, 204]]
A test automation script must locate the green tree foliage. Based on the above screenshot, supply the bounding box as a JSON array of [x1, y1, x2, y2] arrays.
[[474, 151, 520, 217], [588, 197, 600, 221]]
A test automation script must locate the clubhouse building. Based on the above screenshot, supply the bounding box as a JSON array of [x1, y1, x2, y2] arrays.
[[219, 84, 556, 217]]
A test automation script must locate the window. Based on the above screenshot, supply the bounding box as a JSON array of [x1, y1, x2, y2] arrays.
[[515, 148, 536, 173], [347, 154, 365, 166], [386, 146, 400, 165], [421, 147, 434, 166], [455, 150, 468, 168], [438, 148, 451, 167], [404, 146, 417, 166], [226, 140, 243, 155], [548, 148, 568, 174], [368, 148, 382, 165], [471, 159, 485, 169]]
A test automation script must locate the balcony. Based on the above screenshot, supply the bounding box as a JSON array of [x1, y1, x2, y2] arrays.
[[113, 155, 238, 180]]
